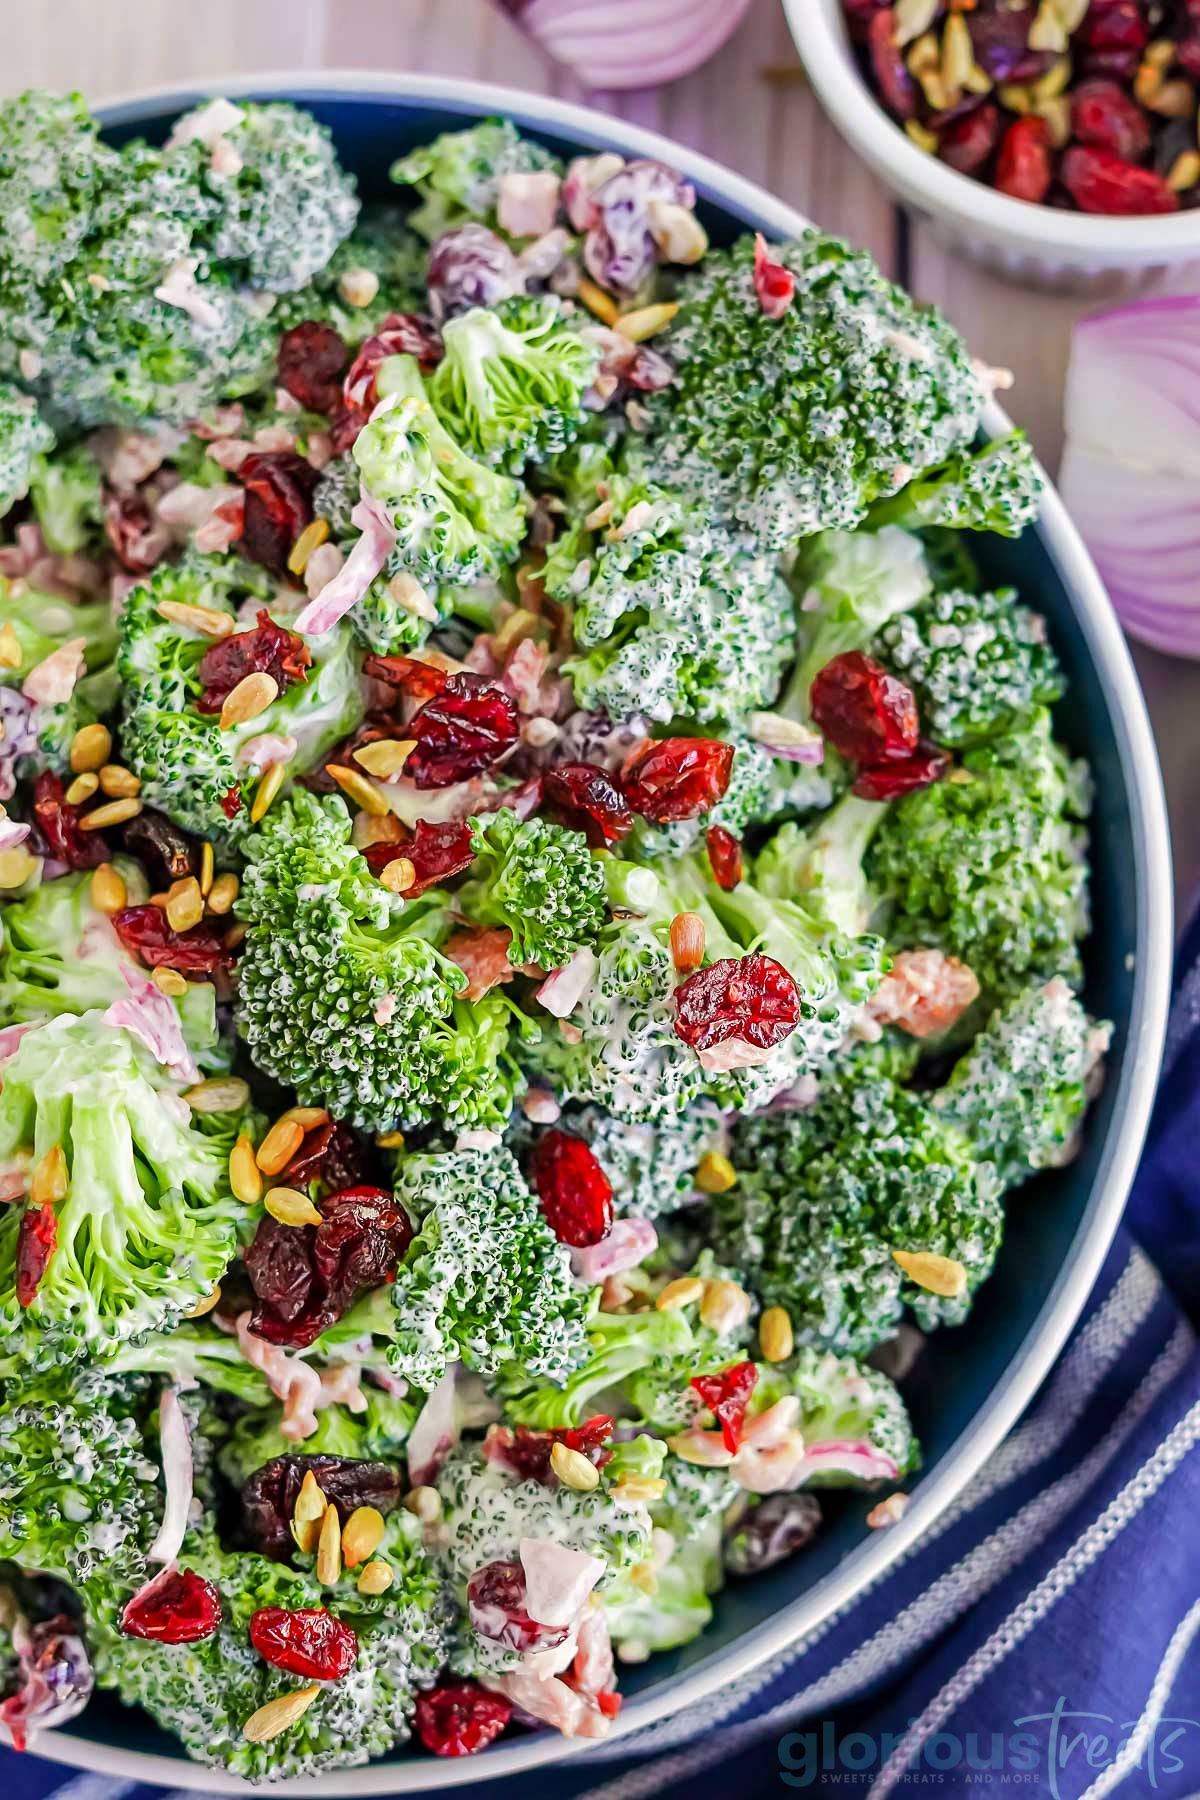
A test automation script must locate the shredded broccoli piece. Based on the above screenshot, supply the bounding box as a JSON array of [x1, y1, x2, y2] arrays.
[[878, 584, 1064, 749], [0, 382, 53, 516], [27, 439, 103, 554], [935, 978, 1111, 1189], [354, 353, 526, 586], [389, 1145, 589, 1390], [0, 1015, 250, 1372], [458, 808, 607, 970], [604, 1460, 736, 1659], [754, 792, 889, 938], [236, 791, 524, 1133], [431, 297, 597, 472], [641, 233, 986, 549], [117, 553, 365, 849], [868, 709, 1092, 994], [390, 118, 560, 242], [868, 431, 1043, 538]]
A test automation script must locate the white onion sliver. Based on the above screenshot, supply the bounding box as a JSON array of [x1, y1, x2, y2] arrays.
[[147, 1386, 194, 1566]]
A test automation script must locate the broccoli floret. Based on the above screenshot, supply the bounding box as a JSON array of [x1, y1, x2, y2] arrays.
[[777, 524, 932, 729], [102, 1320, 275, 1410], [868, 710, 1092, 994], [641, 233, 986, 549], [0, 865, 221, 1063], [572, 1099, 727, 1219], [604, 1459, 737, 1659], [430, 298, 597, 472], [878, 585, 1064, 749], [458, 809, 607, 971], [719, 1066, 1003, 1355], [169, 99, 358, 293], [388, 1145, 589, 1390], [313, 451, 360, 542], [390, 118, 560, 242], [500, 1301, 697, 1430], [0, 580, 117, 687], [91, 1509, 449, 1781], [544, 477, 794, 728], [935, 978, 1111, 1190], [117, 553, 365, 849], [27, 439, 103, 555], [0, 382, 53, 516], [0, 1365, 159, 1588], [750, 1348, 919, 1485], [0, 1014, 248, 1372], [236, 791, 523, 1133], [754, 792, 889, 938], [353, 353, 526, 586], [868, 432, 1043, 538]]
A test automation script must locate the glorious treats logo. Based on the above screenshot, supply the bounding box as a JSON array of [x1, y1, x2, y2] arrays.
[[778, 1698, 1200, 1791]]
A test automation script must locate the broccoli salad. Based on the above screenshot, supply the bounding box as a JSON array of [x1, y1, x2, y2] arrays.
[[0, 92, 1109, 1774]]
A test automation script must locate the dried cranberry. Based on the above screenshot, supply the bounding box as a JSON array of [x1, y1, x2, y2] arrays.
[[939, 102, 1001, 176], [15, 1205, 56, 1308], [313, 1186, 412, 1306], [103, 491, 167, 575], [343, 314, 443, 411], [245, 1215, 322, 1334], [238, 451, 319, 574], [690, 1361, 758, 1454], [32, 770, 108, 870], [240, 1455, 403, 1562], [467, 1561, 570, 1654], [364, 819, 476, 895], [118, 807, 196, 884], [810, 653, 919, 767], [277, 321, 349, 415], [1076, 1, 1147, 55], [623, 738, 734, 822], [852, 742, 950, 799], [249, 1607, 358, 1680], [724, 1493, 822, 1575], [415, 1682, 512, 1757], [674, 954, 802, 1060], [484, 1416, 615, 1486], [195, 609, 312, 715], [1071, 78, 1151, 160], [221, 786, 243, 820], [1061, 144, 1179, 214], [529, 1129, 613, 1249], [1178, 33, 1200, 79], [282, 1120, 370, 1193], [362, 653, 450, 702], [542, 762, 633, 847], [867, 8, 918, 118], [404, 674, 520, 788], [752, 233, 795, 319], [120, 1568, 220, 1644], [994, 116, 1054, 206], [706, 824, 743, 891], [426, 224, 523, 324], [112, 905, 233, 974], [0, 1615, 92, 1751]]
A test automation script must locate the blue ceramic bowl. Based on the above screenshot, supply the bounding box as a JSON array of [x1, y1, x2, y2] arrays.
[[38, 72, 1172, 1794]]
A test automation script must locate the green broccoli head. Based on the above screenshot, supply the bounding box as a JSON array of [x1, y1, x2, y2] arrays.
[[390, 117, 561, 241], [868, 709, 1092, 994], [117, 552, 365, 848], [168, 99, 359, 293], [91, 1509, 450, 1781], [641, 233, 986, 549], [354, 354, 526, 586], [877, 584, 1065, 749], [236, 792, 522, 1133], [605, 1458, 737, 1661], [0, 1014, 249, 1371], [313, 451, 360, 541], [389, 1145, 589, 1390], [0, 1364, 159, 1588], [458, 809, 608, 971], [499, 1301, 697, 1431], [0, 382, 53, 516], [431, 297, 598, 472], [868, 431, 1043, 538], [27, 438, 104, 555], [544, 472, 795, 729], [719, 1066, 1002, 1355], [571, 1099, 727, 1220], [935, 978, 1111, 1190]]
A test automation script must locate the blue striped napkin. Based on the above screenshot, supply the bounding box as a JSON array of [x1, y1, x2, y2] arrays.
[[6, 918, 1200, 1800]]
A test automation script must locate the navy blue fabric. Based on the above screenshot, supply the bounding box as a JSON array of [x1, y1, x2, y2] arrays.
[[5, 933, 1200, 1799]]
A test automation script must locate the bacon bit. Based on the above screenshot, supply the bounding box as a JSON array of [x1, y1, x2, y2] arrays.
[[363, 653, 450, 703], [690, 1361, 759, 1454], [868, 948, 981, 1039], [104, 491, 171, 575], [364, 817, 475, 896], [221, 786, 243, 820], [444, 927, 517, 1000], [753, 233, 795, 319]]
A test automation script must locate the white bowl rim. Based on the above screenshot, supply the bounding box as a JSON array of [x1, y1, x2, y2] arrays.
[[786, 0, 1200, 265], [26, 65, 1174, 1795]]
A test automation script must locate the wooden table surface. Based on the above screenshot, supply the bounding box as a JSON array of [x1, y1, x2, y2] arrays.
[[8, 0, 1200, 909]]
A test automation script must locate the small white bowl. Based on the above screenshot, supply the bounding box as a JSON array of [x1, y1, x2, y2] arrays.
[[785, 0, 1200, 289]]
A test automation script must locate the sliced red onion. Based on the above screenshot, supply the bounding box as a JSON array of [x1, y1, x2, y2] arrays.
[[103, 969, 200, 1085], [147, 1386, 194, 1566], [0, 819, 30, 852], [0, 1611, 93, 1752], [407, 1364, 461, 1487], [570, 1216, 657, 1284], [294, 490, 396, 634], [519, 1537, 605, 1628], [747, 710, 825, 764], [788, 1439, 900, 1486], [494, 0, 756, 90]]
